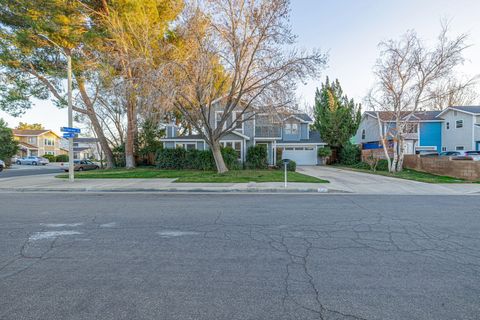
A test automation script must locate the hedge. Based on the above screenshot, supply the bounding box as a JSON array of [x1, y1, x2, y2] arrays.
[[156, 147, 240, 170], [42, 154, 56, 162], [55, 154, 69, 162], [245, 145, 268, 169], [276, 159, 297, 172]]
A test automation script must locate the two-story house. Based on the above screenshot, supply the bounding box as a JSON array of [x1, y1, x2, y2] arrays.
[[161, 108, 326, 165], [12, 129, 68, 157], [354, 111, 443, 154], [436, 106, 480, 152]]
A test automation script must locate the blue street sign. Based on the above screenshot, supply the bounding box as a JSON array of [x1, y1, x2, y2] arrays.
[[61, 127, 81, 133], [62, 133, 76, 139]]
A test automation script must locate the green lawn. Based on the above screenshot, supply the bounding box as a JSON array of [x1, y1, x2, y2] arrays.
[[56, 168, 328, 183], [337, 166, 470, 184]]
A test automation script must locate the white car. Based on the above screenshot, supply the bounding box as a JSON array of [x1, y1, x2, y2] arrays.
[[15, 156, 50, 165]]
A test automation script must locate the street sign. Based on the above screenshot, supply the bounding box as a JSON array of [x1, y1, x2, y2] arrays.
[[62, 133, 76, 139], [61, 127, 81, 133]]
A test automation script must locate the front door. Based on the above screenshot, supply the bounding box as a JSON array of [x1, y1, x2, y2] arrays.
[[404, 140, 415, 155]]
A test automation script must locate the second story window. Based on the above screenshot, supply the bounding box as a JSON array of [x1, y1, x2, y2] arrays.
[[404, 123, 418, 133], [215, 111, 225, 130], [27, 137, 36, 144], [456, 120, 463, 129], [361, 129, 366, 140], [44, 138, 54, 146], [446, 122, 450, 130], [233, 111, 243, 131], [285, 123, 298, 135]]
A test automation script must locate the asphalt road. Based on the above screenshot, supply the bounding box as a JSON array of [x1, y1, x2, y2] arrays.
[[0, 165, 63, 178], [0, 193, 479, 320]]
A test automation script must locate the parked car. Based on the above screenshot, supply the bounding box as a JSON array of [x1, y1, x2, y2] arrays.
[[416, 150, 439, 157], [439, 151, 461, 157], [16, 156, 50, 165], [0, 159, 4, 172], [451, 151, 480, 161], [61, 160, 99, 172]]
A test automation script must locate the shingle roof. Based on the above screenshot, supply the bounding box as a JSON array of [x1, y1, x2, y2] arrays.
[[276, 131, 324, 144], [449, 106, 480, 114], [17, 141, 39, 149], [291, 113, 313, 122], [364, 111, 442, 121], [162, 134, 204, 140], [74, 137, 98, 143], [12, 129, 50, 136]]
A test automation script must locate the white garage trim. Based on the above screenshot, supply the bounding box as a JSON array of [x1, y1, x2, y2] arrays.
[[279, 144, 318, 165]]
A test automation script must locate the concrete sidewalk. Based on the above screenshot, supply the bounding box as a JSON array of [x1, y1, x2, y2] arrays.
[[298, 166, 480, 195], [0, 174, 330, 193]]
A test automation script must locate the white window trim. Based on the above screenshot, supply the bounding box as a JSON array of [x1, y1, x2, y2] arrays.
[[215, 111, 226, 130], [233, 111, 244, 133], [455, 120, 463, 129], [220, 140, 243, 161], [175, 142, 197, 150]]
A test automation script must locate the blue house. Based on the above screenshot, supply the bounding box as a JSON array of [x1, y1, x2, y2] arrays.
[[161, 103, 327, 165], [354, 111, 442, 154]]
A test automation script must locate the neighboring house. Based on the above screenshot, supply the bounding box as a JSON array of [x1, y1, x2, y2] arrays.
[[73, 137, 103, 160], [161, 107, 326, 165], [436, 106, 480, 152], [12, 129, 68, 157], [354, 111, 443, 154]]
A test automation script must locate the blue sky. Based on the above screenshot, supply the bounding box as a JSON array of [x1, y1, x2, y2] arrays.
[[1, 0, 479, 132]]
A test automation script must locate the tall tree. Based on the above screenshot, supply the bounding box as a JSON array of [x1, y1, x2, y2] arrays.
[[368, 24, 470, 172], [0, 119, 19, 164], [93, 0, 183, 168], [313, 77, 361, 156], [162, 0, 326, 173], [0, 0, 117, 168], [16, 122, 45, 130]]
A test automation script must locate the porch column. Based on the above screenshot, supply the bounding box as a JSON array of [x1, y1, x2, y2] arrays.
[[273, 141, 277, 165]]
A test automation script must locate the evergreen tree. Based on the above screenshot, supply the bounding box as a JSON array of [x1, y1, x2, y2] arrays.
[[313, 77, 361, 154], [0, 119, 19, 164]]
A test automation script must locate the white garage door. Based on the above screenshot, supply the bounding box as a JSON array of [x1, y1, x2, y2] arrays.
[[281, 146, 317, 165]]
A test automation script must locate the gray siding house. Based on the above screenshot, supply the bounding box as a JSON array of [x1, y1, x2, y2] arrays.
[[437, 106, 480, 152], [161, 106, 326, 165]]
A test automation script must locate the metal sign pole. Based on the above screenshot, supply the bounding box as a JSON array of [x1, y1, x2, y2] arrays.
[[67, 54, 74, 183], [284, 162, 287, 188]]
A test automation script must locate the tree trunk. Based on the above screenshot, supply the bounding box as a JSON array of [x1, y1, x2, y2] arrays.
[[397, 139, 405, 172], [125, 90, 137, 169], [211, 140, 228, 174], [77, 80, 115, 169], [376, 112, 392, 171], [390, 140, 399, 173]]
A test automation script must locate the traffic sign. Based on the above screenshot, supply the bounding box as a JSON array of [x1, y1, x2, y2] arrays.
[[61, 127, 81, 133], [62, 133, 76, 139]]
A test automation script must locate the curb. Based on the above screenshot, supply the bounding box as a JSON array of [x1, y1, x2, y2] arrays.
[[0, 187, 333, 194]]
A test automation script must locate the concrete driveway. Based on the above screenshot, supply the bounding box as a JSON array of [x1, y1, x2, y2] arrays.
[[298, 166, 480, 195]]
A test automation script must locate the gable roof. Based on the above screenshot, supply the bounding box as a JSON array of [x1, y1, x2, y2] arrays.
[[12, 129, 62, 138], [364, 111, 442, 122], [17, 141, 39, 149], [438, 106, 480, 117]]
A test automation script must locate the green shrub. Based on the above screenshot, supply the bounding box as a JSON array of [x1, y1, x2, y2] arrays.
[[339, 142, 361, 165], [55, 154, 69, 162], [275, 159, 297, 172], [156, 148, 186, 169], [351, 162, 371, 170], [42, 154, 55, 162], [246, 145, 268, 169], [156, 147, 240, 170], [376, 159, 389, 171], [317, 147, 332, 158]]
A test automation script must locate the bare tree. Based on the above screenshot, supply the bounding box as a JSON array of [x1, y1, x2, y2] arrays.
[[425, 78, 478, 110], [161, 0, 326, 173], [368, 24, 470, 172]]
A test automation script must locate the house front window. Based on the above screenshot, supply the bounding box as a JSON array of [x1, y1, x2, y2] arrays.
[[233, 111, 243, 132], [456, 120, 463, 129], [176, 143, 196, 150], [27, 137, 37, 144], [456, 146, 464, 151], [285, 123, 298, 135], [446, 122, 450, 130], [221, 141, 242, 160], [44, 138, 54, 146], [215, 111, 225, 129], [405, 123, 418, 133], [361, 129, 366, 140]]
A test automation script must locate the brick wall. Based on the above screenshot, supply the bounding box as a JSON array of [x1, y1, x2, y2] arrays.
[[403, 155, 480, 181]]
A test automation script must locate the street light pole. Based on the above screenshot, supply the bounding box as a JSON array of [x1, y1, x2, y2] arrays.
[[67, 53, 74, 183]]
